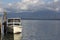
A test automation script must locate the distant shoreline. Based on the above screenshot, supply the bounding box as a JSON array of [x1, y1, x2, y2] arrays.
[[21, 18, 60, 20]]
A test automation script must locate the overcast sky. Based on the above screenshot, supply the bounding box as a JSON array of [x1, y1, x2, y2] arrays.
[[0, 0, 60, 13]]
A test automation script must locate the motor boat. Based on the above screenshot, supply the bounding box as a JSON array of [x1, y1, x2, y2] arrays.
[[7, 18, 22, 34]]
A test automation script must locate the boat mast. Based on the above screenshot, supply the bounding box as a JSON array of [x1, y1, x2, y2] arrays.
[[3, 11, 7, 34]]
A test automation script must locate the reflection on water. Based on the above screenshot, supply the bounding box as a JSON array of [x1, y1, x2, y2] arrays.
[[14, 34, 22, 40], [2, 34, 14, 40], [2, 33, 22, 40], [0, 34, 1, 40]]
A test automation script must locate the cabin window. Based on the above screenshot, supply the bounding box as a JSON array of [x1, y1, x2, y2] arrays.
[[8, 19, 13, 22], [14, 24, 20, 25], [14, 19, 20, 22], [8, 24, 13, 26]]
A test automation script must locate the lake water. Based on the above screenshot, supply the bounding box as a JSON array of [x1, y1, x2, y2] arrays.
[[2, 20, 60, 40], [22, 20, 60, 40]]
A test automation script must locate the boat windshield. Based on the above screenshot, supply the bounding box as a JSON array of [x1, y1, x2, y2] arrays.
[[8, 19, 20, 22]]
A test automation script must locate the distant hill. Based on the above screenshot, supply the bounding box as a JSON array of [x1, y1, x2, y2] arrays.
[[7, 10, 60, 20]]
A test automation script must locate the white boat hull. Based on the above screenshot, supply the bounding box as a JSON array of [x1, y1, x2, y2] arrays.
[[13, 27, 22, 33], [7, 25, 22, 33]]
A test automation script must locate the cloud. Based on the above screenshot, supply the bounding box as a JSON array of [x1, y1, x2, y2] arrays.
[[1, 0, 60, 13], [48, 0, 60, 11], [55, 8, 60, 11], [0, 2, 4, 13], [0, 1, 6, 13], [0, 8, 3, 12], [8, 3, 12, 7], [16, 0, 40, 10], [6, 0, 46, 12], [54, 0, 59, 2]]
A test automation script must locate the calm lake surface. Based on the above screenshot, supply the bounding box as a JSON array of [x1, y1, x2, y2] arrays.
[[2, 20, 60, 40], [22, 20, 60, 40]]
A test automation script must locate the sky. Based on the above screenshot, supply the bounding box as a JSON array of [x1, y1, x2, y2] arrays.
[[0, 0, 60, 13], [1, 0, 52, 3], [1, 0, 21, 3]]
